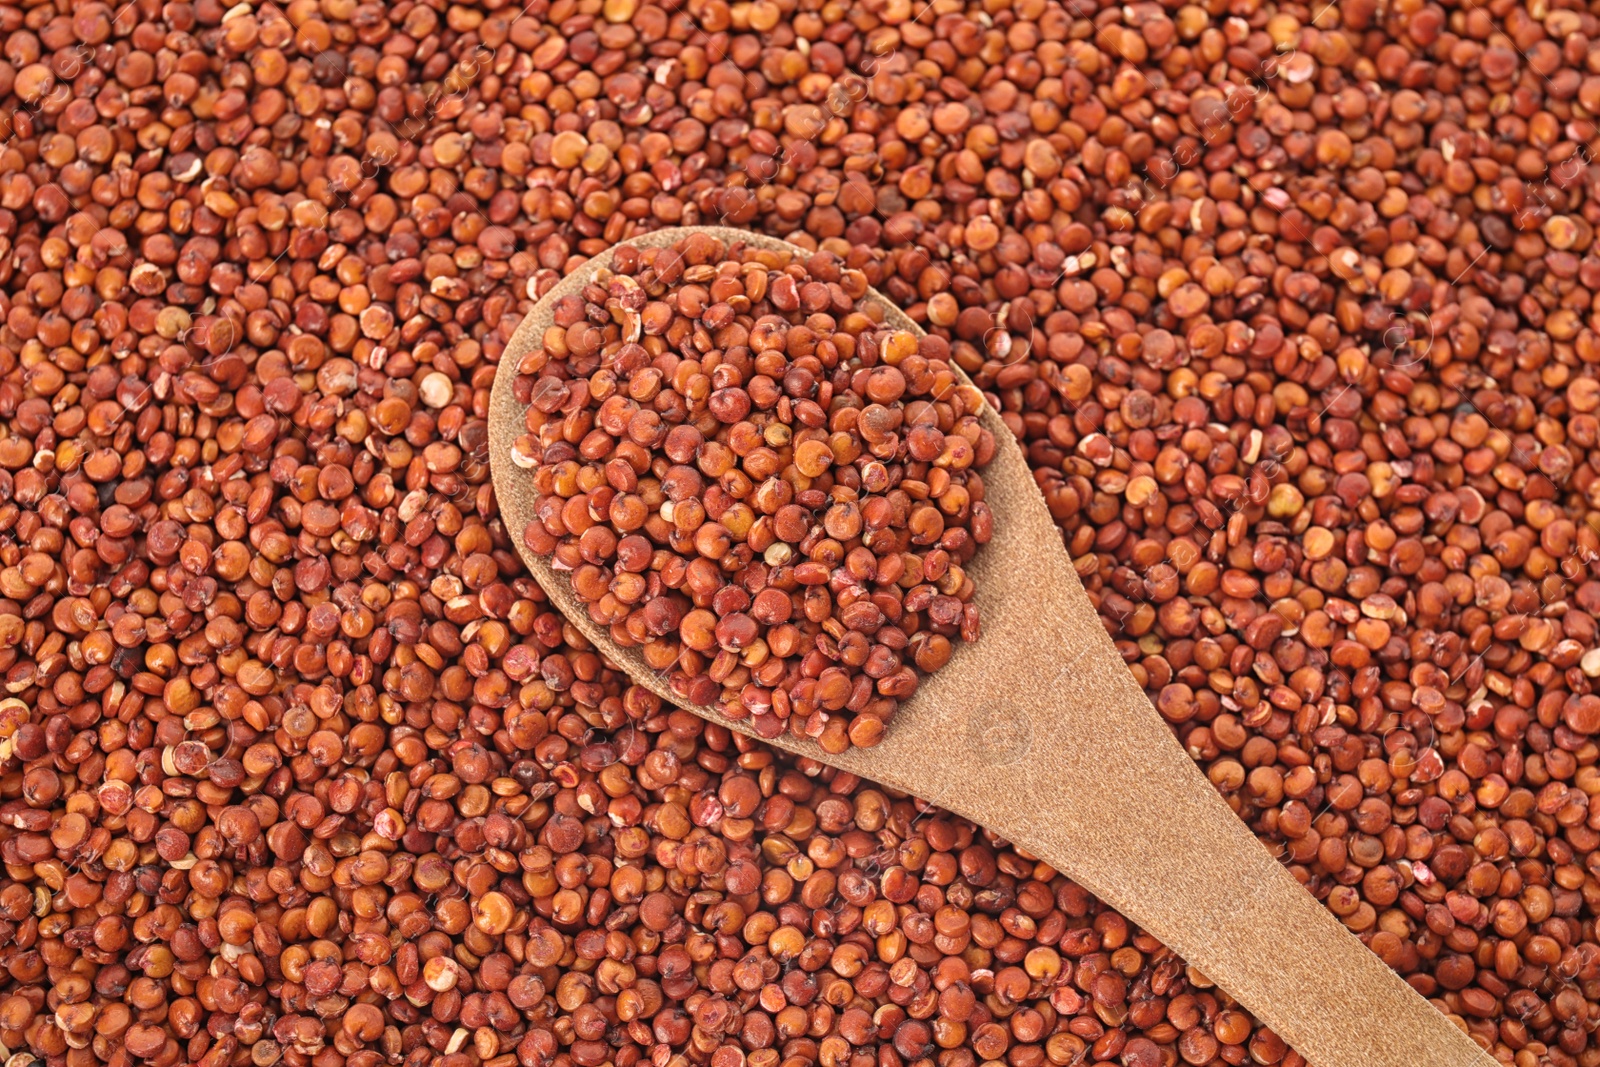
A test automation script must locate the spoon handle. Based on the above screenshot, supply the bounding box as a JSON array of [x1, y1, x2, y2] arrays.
[[885, 629, 1497, 1067], [829, 439, 1501, 1066]]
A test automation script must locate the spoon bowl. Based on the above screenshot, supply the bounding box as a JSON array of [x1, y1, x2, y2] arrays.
[[490, 226, 1497, 1067]]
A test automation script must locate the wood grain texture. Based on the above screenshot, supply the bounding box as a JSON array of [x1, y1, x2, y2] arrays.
[[489, 227, 1498, 1067]]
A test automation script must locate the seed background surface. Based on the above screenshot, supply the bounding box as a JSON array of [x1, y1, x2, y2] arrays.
[[0, 0, 1595, 1064]]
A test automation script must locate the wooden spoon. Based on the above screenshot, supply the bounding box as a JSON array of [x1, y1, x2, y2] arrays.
[[488, 226, 1496, 1067]]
